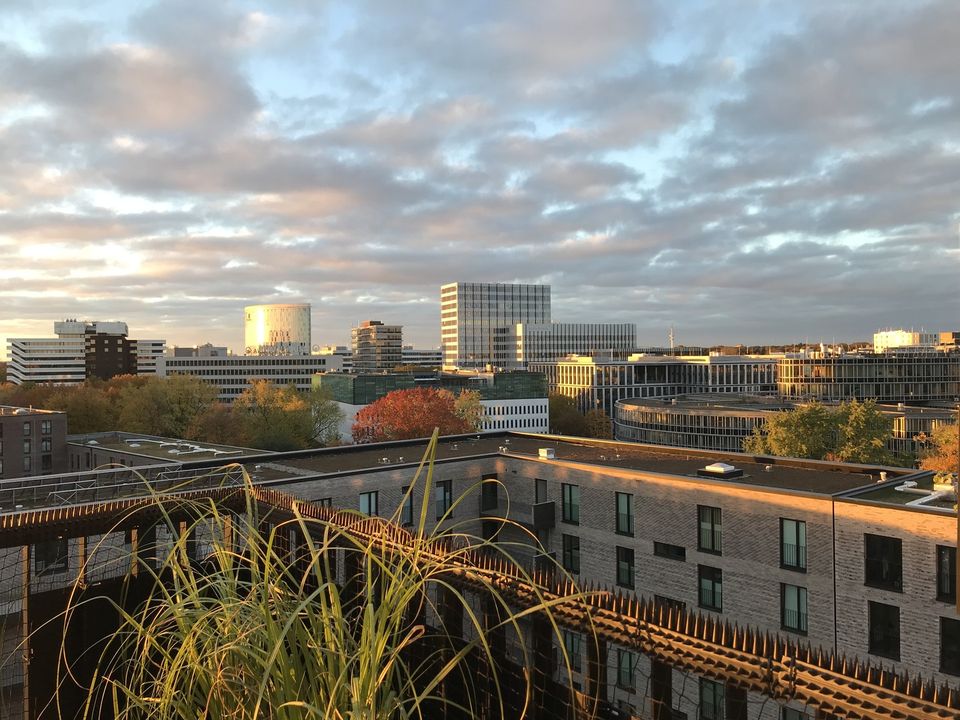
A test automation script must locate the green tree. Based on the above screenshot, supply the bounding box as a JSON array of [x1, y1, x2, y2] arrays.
[[548, 393, 588, 436], [47, 384, 118, 433], [306, 387, 345, 446], [919, 419, 959, 474], [233, 380, 316, 451], [116, 375, 219, 438], [831, 399, 893, 464], [743, 402, 837, 459], [584, 408, 613, 439], [453, 389, 484, 431]]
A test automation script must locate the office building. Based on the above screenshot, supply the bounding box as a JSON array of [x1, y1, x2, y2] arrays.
[[351, 320, 402, 372], [1, 430, 956, 719], [171, 343, 229, 358], [513, 323, 636, 365], [244, 304, 311, 356], [400, 346, 442, 368], [873, 329, 938, 353], [441, 282, 551, 369], [0, 406, 68, 479], [6, 321, 165, 385]]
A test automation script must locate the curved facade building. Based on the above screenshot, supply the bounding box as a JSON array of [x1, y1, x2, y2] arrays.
[[244, 304, 311, 356]]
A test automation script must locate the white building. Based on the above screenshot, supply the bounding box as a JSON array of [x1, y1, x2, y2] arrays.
[[513, 323, 636, 365], [401, 346, 442, 368], [441, 282, 551, 370], [159, 353, 343, 402], [6, 321, 165, 385], [873, 329, 938, 353], [244, 304, 311, 356], [351, 320, 402, 372]]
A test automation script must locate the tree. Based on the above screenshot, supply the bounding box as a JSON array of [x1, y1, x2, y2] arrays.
[[744, 400, 895, 465], [584, 408, 613, 439], [116, 375, 219, 438], [453, 389, 483, 431], [831, 399, 893, 465], [306, 388, 344, 446], [47, 384, 118, 434], [352, 387, 471, 443], [920, 418, 960, 474], [232, 380, 316, 451], [548, 393, 588, 436]]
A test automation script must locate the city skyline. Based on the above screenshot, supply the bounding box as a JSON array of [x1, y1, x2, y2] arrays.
[[1, 1, 957, 359]]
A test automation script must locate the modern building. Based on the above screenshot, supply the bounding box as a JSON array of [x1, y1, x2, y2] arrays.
[[315, 345, 354, 372], [873, 329, 938, 353], [158, 353, 343, 402], [441, 282, 551, 369], [66, 431, 263, 471], [351, 320, 402, 372], [171, 343, 229, 358], [1, 431, 955, 719], [400, 346, 442, 368], [6, 321, 165, 385], [0, 406, 68, 479], [513, 323, 637, 365], [244, 304, 311, 356], [532, 354, 779, 417], [614, 394, 958, 459], [315, 370, 549, 440], [776, 351, 960, 402]]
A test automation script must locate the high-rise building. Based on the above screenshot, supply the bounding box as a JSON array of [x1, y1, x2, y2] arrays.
[[351, 320, 402, 372], [513, 322, 636, 364], [244, 304, 311, 356], [441, 282, 552, 369], [6, 321, 165, 385], [873, 329, 938, 353]]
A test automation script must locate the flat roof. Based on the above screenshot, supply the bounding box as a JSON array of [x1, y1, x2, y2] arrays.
[[247, 432, 907, 497], [0, 405, 65, 417], [68, 431, 263, 461]]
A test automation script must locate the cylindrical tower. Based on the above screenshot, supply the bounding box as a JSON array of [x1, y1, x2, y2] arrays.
[[244, 304, 312, 356]]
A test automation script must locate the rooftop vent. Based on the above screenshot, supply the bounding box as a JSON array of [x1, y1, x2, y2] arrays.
[[538, 448, 556, 460], [697, 462, 743, 479]]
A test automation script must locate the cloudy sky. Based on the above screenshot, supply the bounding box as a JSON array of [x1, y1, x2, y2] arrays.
[[1, 0, 957, 357]]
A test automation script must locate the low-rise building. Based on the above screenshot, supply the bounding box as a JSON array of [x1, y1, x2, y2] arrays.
[[0, 406, 68, 479]]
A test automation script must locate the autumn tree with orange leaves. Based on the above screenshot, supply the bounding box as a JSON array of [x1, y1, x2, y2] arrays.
[[352, 387, 480, 443]]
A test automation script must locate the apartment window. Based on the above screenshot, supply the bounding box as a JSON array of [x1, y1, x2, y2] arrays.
[[562, 534, 580, 574], [35, 537, 69, 576], [41, 455, 52, 472], [41, 438, 52, 452], [615, 492, 633, 536], [654, 542, 686, 561], [699, 677, 725, 720], [654, 595, 686, 614], [41, 420, 51, 435], [868, 601, 900, 660], [401, 486, 414, 526], [23, 456, 31, 473], [359, 491, 378, 517], [22, 421, 31, 436], [616, 649, 636, 690], [864, 534, 902, 591], [480, 478, 498, 512], [780, 519, 807, 571], [698, 565, 722, 611], [561, 483, 580, 524], [936, 545, 956, 603], [698, 505, 722, 554], [23, 439, 31, 454], [534, 478, 547, 503], [941, 617, 960, 676], [563, 630, 582, 673], [436, 480, 453, 519], [781, 709, 809, 720], [316, 497, 332, 507], [781, 584, 808, 634], [616, 547, 635, 589]]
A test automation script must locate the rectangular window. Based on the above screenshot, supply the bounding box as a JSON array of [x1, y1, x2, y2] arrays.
[[534, 478, 547, 504], [781, 584, 808, 634], [35, 537, 68, 575], [698, 565, 722, 611], [562, 534, 580, 574], [359, 491, 378, 517], [941, 617, 960, 676], [868, 601, 900, 660], [699, 678, 725, 720], [781, 709, 809, 720], [562, 483, 580, 524], [481, 478, 498, 512], [654, 542, 686, 561], [936, 545, 956, 603], [316, 497, 332, 507], [698, 505, 722, 554], [864, 534, 902, 591], [616, 546, 635, 588], [563, 630, 582, 673], [436, 480, 453, 519], [41, 420, 51, 435], [616, 649, 636, 690], [780, 518, 807, 571], [401, 486, 414, 526], [22, 421, 31, 436], [41, 438, 52, 452], [23, 439, 31, 454], [41, 455, 52, 472], [654, 595, 686, 614], [615, 492, 633, 536], [23, 456, 31, 473]]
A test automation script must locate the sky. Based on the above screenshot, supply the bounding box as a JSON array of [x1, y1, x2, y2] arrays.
[[1, 0, 957, 358]]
